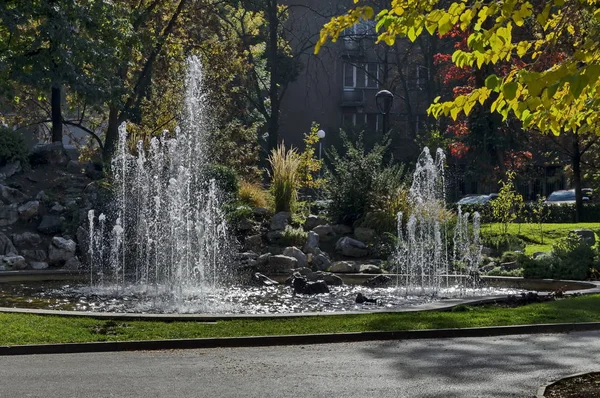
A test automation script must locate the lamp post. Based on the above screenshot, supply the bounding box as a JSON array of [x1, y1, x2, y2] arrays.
[[375, 89, 394, 134], [317, 129, 326, 177]]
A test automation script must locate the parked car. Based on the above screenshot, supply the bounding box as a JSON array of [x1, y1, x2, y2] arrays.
[[544, 189, 590, 205], [457, 194, 498, 205]]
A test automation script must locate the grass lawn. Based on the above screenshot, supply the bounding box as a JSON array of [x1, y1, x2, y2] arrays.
[[2, 294, 600, 346], [481, 222, 600, 255]]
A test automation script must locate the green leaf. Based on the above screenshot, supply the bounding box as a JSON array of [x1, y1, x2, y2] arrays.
[[485, 74, 500, 90], [568, 75, 589, 99], [438, 13, 453, 36]]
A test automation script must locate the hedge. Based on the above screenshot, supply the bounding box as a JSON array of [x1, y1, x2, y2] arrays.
[[449, 202, 600, 223]]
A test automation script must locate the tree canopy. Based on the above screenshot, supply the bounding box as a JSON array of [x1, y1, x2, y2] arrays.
[[315, 0, 600, 136]]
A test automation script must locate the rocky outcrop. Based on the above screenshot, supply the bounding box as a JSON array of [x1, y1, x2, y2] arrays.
[[282, 246, 308, 268], [304, 215, 328, 231], [359, 264, 382, 274], [38, 215, 64, 235], [0, 232, 17, 255], [0, 204, 18, 226], [571, 229, 596, 245], [335, 237, 369, 258], [29, 142, 69, 166], [18, 201, 40, 221], [11, 232, 42, 248], [312, 251, 332, 271], [312, 224, 336, 242], [330, 261, 358, 273], [302, 231, 319, 254], [48, 237, 76, 266], [270, 212, 291, 231], [0, 255, 27, 270], [0, 184, 27, 205], [362, 275, 392, 288], [291, 273, 329, 295], [268, 255, 298, 274]]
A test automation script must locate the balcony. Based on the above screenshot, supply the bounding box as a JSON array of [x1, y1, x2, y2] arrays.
[[341, 88, 365, 106], [341, 37, 364, 57]]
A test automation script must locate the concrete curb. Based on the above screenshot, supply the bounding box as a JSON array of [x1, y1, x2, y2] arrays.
[[536, 371, 600, 397], [3, 322, 600, 357]]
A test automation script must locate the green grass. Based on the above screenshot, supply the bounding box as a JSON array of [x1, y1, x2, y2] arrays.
[[2, 294, 600, 346], [482, 222, 600, 255]]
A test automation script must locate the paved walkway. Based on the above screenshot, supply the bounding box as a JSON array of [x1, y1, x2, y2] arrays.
[[2, 331, 600, 397]]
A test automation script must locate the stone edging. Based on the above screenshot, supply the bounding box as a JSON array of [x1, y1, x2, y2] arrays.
[[2, 322, 600, 357], [536, 371, 600, 398]]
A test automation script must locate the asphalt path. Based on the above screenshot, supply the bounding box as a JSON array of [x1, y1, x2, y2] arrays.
[[2, 331, 600, 397]]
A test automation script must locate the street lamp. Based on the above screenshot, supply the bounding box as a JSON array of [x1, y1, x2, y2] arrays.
[[375, 89, 394, 134], [317, 129, 326, 177]]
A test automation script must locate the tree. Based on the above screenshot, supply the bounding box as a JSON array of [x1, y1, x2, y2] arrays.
[[315, 0, 600, 218]]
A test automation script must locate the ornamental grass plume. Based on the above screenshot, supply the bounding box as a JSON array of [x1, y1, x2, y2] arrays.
[[268, 142, 301, 213]]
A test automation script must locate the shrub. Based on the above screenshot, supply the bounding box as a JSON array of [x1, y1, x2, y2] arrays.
[[225, 204, 253, 227], [325, 132, 406, 227], [203, 164, 239, 202], [280, 225, 307, 247], [268, 143, 301, 213], [297, 122, 324, 189], [0, 127, 29, 168], [483, 266, 524, 277], [491, 171, 524, 234], [481, 234, 526, 256], [238, 181, 270, 209]]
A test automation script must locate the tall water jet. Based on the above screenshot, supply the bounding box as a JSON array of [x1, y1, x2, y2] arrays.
[[396, 147, 482, 295], [87, 56, 233, 308]]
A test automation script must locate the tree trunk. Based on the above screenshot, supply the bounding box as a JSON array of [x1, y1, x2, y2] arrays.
[[266, 0, 279, 151], [103, 106, 120, 166], [51, 86, 63, 143], [572, 134, 583, 222]]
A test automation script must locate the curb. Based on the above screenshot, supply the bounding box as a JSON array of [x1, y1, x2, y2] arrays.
[[3, 322, 600, 356], [536, 371, 600, 397]]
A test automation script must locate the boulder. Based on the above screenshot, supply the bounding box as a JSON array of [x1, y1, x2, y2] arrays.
[[282, 246, 308, 268], [0, 204, 18, 226], [268, 255, 298, 274], [266, 230, 283, 244], [0, 185, 27, 205], [38, 215, 64, 235], [312, 224, 336, 242], [304, 215, 328, 231], [256, 253, 271, 267], [0, 161, 22, 180], [356, 293, 378, 304], [313, 251, 332, 271], [11, 232, 42, 248], [306, 271, 344, 286], [359, 264, 382, 274], [303, 231, 319, 254], [335, 237, 369, 258], [354, 227, 376, 242], [66, 160, 83, 174], [29, 261, 49, 270], [270, 212, 291, 231], [18, 200, 40, 221], [36, 190, 51, 203], [253, 207, 270, 217], [244, 234, 263, 252], [48, 237, 76, 265], [500, 261, 520, 271], [0, 232, 17, 255], [63, 257, 81, 270], [362, 275, 392, 288], [330, 261, 358, 273], [291, 274, 329, 294], [29, 142, 69, 166], [332, 224, 353, 235], [532, 252, 548, 259], [0, 255, 27, 270], [21, 249, 47, 262], [571, 229, 596, 245], [50, 203, 66, 214], [238, 251, 259, 269], [253, 272, 279, 286]]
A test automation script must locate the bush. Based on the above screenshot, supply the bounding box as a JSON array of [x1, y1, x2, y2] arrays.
[[238, 181, 271, 209], [203, 164, 239, 202], [280, 225, 307, 247], [225, 204, 253, 227], [481, 234, 526, 256], [325, 132, 406, 227], [0, 127, 29, 168], [268, 143, 301, 213], [483, 266, 524, 277], [522, 235, 598, 280]]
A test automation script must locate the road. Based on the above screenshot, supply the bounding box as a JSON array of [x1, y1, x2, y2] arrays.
[[2, 331, 600, 397]]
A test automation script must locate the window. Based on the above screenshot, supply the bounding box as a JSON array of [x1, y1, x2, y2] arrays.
[[344, 20, 376, 37], [416, 66, 428, 90], [342, 112, 382, 133], [343, 63, 379, 88]]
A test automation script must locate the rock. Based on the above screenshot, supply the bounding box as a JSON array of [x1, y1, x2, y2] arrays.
[[268, 255, 298, 274], [18, 200, 40, 221], [266, 230, 283, 244], [500, 261, 520, 271], [312, 224, 336, 242], [237, 218, 255, 232], [253, 272, 279, 286], [0, 161, 22, 180], [313, 251, 332, 271], [253, 207, 270, 217], [50, 203, 66, 214], [359, 264, 382, 274], [0, 255, 27, 270], [256, 253, 271, 267], [362, 275, 392, 288], [303, 231, 319, 254], [244, 234, 263, 252], [66, 160, 83, 174], [29, 142, 69, 166], [306, 271, 344, 286], [292, 274, 329, 294], [354, 227, 376, 242], [0, 232, 17, 255], [533, 252, 547, 259], [0, 204, 18, 226], [63, 257, 81, 270], [571, 229, 596, 245], [356, 293, 378, 304], [282, 246, 308, 268], [332, 224, 353, 235], [48, 237, 76, 265], [330, 261, 358, 273], [270, 212, 291, 231], [304, 215, 328, 231], [481, 246, 493, 256], [36, 190, 51, 203], [38, 215, 64, 235], [238, 251, 259, 269], [21, 249, 47, 262], [11, 232, 42, 248], [0, 184, 27, 205], [76, 226, 90, 257], [29, 261, 49, 270], [335, 237, 369, 258]]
